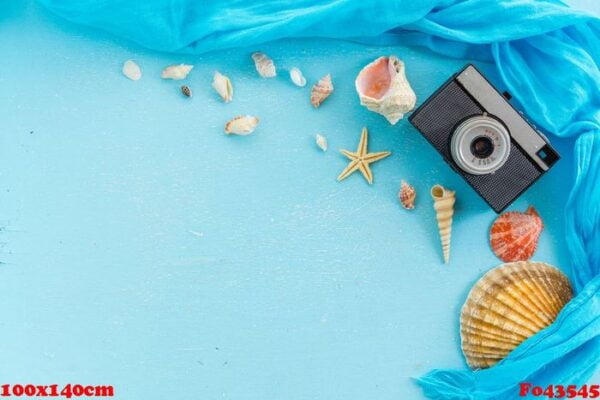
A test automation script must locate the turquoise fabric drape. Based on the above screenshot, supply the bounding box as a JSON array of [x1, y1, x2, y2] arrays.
[[37, 0, 600, 398]]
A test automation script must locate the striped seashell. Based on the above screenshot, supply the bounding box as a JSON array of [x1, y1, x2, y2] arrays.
[[398, 180, 416, 209], [460, 261, 572, 370], [490, 206, 543, 262], [431, 185, 455, 263]]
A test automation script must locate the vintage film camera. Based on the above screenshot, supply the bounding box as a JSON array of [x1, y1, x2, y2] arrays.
[[409, 64, 559, 213]]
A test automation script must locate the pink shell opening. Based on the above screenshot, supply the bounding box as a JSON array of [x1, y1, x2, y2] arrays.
[[356, 57, 391, 100]]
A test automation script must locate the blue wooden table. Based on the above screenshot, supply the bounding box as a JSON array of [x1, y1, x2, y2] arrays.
[[0, 1, 597, 398]]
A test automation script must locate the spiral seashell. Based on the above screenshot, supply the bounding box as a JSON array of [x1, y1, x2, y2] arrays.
[[490, 206, 543, 262], [310, 74, 333, 108], [161, 64, 193, 80], [212, 71, 233, 102], [224, 115, 259, 135], [460, 261, 572, 369], [398, 180, 416, 209], [355, 56, 416, 125], [252, 52, 276, 78], [431, 185, 455, 264]]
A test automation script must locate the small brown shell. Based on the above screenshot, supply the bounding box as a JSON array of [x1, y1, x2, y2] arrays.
[[181, 85, 192, 98], [398, 180, 416, 209], [460, 261, 572, 370], [310, 74, 333, 108]]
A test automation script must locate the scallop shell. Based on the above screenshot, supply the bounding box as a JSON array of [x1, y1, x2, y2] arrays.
[[251, 52, 276, 78], [431, 185, 455, 264], [460, 261, 573, 370], [490, 206, 543, 262], [398, 180, 416, 210], [315, 134, 328, 151], [161, 64, 193, 80], [310, 74, 333, 108], [289, 67, 306, 87], [122, 60, 141, 81], [355, 56, 416, 125], [212, 71, 233, 102], [224, 115, 259, 135]]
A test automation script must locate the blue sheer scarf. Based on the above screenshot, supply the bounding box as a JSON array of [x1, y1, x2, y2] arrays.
[[38, 0, 600, 398]]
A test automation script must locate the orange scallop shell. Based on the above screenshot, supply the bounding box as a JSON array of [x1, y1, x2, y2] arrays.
[[490, 206, 543, 262]]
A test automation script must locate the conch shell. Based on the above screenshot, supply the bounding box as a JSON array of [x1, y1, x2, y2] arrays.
[[460, 261, 572, 370], [161, 64, 193, 80], [398, 180, 416, 210], [355, 56, 416, 125], [490, 206, 543, 262], [224, 115, 259, 135], [431, 185, 455, 263], [252, 52, 276, 78], [310, 74, 333, 108], [212, 71, 233, 102]]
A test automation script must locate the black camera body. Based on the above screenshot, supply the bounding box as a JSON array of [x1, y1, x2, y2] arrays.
[[409, 64, 559, 213]]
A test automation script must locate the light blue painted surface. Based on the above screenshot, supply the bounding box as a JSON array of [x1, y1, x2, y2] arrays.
[[0, 2, 597, 399]]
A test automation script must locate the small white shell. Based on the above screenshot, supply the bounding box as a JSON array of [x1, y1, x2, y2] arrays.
[[212, 71, 233, 102], [289, 67, 306, 87], [224, 115, 259, 135], [316, 134, 328, 151], [122, 60, 141, 81], [251, 52, 276, 78], [161, 64, 194, 80]]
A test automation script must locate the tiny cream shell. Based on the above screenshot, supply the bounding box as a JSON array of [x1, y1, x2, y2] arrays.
[[122, 60, 142, 81], [399, 180, 416, 209], [310, 74, 334, 108], [161, 64, 194, 80], [316, 134, 328, 151], [212, 71, 233, 102], [289, 67, 306, 87], [224, 115, 259, 135], [251, 52, 276, 78]]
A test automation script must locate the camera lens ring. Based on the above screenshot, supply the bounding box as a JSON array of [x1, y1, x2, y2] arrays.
[[450, 115, 511, 175]]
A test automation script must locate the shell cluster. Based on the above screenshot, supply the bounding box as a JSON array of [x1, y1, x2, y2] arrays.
[[490, 206, 543, 262], [355, 56, 416, 125], [460, 261, 572, 370]]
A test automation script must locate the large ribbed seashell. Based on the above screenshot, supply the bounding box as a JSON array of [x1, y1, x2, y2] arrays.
[[355, 56, 416, 125], [460, 261, 572, 370], [252, 52, 276, 78], [310, 74, 333, 108], [431, 185, 455, 264], [490, 206, 543, 262]]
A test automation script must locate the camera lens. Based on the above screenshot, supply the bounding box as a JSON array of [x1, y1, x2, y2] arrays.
[[470, 136, 494, 159], [450, 115, 511, 175]]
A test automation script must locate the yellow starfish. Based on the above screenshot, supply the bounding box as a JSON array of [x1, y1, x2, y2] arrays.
[[337, 127, 391, 184]]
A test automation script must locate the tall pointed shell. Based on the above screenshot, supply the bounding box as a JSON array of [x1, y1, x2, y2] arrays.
[[355, 56, 416, 125], [431, 185, 455, 263], [252, 52, 276, 78], [161, 64, 193, 80], [310, 74, 333, 108], [399, 180, 416, 210], [212, 71, 233, 102], [460, 261, 572, 370], [490, 206, 543, 262]]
